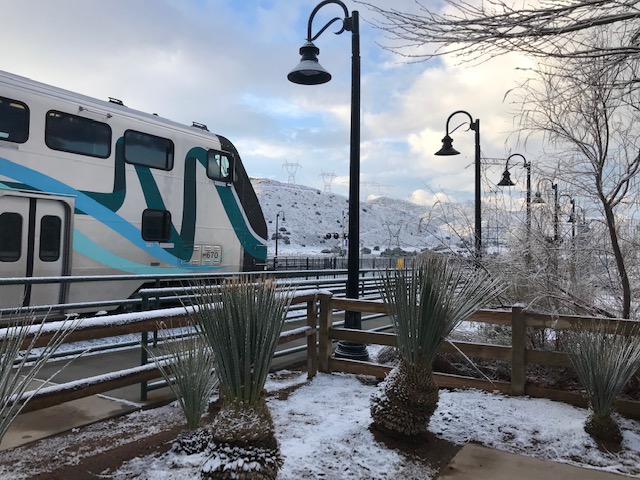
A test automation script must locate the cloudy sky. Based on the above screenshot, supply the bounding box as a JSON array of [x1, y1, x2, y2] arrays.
[[1, 0, 539, 205]]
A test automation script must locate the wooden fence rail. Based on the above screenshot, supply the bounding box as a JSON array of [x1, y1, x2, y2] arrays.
[[2, 289, 639, 421], [7, 292, 320, 415]]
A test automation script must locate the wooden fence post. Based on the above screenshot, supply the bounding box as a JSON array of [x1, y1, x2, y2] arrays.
[[511, 305, 526, 396], [318, 293, 333, 373], [306, 296, 318, 378]]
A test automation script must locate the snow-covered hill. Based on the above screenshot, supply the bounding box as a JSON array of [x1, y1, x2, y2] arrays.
[[251, 178, 470, 256]]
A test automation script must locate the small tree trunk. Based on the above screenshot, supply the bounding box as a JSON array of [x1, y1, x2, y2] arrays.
[[202, 398, 282, 480], [370, 360, 439, 436]]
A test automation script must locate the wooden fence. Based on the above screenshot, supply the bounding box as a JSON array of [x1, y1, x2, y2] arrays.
[[5, 290, 640, 420], [320, 296, 640, 420], [12, 292, 320, 414]]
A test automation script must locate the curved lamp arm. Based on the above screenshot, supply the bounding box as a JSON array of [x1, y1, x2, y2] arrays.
[[307, 0, 350, 41], [505, 153, 529, 170], [444, 110, 477, 135]]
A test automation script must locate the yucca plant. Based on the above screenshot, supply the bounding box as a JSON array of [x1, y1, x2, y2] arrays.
[[188, 277, 292, 480], [1, 309, 77, 442], [147, 324, 218, 454], [564, 321, 640, 445], [371, 254, 505, 436]]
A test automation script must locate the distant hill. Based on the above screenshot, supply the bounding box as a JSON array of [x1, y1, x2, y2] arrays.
[[251, 178, 470, 256]]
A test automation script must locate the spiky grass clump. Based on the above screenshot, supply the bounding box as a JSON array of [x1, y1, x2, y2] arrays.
[[371, 254, 505, 436], [188, 277, 292, 479], [148, 324, 218, 453], [564, 321, 640, 445], [189, 277, 292, 408], [0, 309, 77, 441]]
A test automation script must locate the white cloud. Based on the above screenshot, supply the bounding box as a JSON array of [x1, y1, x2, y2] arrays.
[[409, 189, 453, 206], [0, 0, 543, 203]]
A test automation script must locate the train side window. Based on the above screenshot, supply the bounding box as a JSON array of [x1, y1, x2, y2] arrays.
[[124, 130, 174, 170], [39, 215, 61, 262], [0, 212, 22, 262], [0, 96, 29, 143], [45, 110, 111, 158], [142, 209, 172, 242], [207, 150, 234, 183]]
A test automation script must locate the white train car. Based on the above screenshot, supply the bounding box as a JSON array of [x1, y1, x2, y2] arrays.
[[0, 70, 267, 309]]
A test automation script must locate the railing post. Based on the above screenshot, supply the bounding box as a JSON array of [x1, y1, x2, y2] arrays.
[[140, 292, 150, 401], [306, 296, 318, 378], [140, 331, 149, 401], [318, 293, 333, 373], [511, 305, 526, 396]]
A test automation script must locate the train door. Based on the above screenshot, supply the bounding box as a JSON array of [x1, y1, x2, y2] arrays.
[[0, 193, 72, 308]]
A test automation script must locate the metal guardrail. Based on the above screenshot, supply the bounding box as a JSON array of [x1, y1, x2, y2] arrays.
[[3, 271, 391, 381], [0, 269, 384, 319]]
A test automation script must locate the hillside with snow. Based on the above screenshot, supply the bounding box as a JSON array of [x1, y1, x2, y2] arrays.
[[251, 178, 472, 256]]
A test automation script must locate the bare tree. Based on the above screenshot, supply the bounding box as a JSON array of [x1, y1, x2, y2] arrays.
[[358, 1, 640, 67], [512, 41, 640, 318]]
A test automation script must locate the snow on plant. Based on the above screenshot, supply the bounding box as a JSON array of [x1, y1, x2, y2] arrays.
[[0, 309, 78, 441]]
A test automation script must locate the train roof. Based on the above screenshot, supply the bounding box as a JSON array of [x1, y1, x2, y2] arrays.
[[0, 69, 222, 143]]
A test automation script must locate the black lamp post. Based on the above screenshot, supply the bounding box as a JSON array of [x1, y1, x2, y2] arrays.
[[566, 200, 586, 239], [497, 153, 532, 264], [274, 210, 285, 270], [435, 111, 482, 264], [532, 179, 559, 244], [288, 0, 367, 360]]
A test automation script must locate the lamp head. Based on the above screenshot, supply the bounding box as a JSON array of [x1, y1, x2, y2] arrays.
[[497, 169, 516, 187], [287, 41, 332, 85], [434, 134, 460, 156]]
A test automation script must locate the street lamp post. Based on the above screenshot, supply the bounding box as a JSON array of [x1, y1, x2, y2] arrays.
[[497, 153, 532, 264], [435, 111, 482, 264], [274, 210, 285, 270], [288, 0, 367, 360], [532, 179, 559, 243]]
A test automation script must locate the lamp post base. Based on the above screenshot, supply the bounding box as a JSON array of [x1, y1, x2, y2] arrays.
[[334, 341, 369, 361]]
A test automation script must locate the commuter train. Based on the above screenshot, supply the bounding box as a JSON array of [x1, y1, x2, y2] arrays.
[[0, 70, 267, 309]]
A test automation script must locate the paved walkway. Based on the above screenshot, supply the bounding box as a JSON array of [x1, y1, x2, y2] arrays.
[[438, 443, 632, 480]]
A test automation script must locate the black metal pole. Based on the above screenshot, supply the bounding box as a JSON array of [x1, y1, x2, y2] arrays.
[[553, 185, 559, 244], [336, 9, 368, 360], [525, 162, 532, 266], [473, 120, 481, 264], [275, 214, 279, 257]]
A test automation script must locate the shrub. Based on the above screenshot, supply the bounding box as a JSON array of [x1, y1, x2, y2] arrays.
[[148, 324, 218, 431], [564, 321, 640, 445], [0, 309, 77, 441], [371, 254, 505, 436]]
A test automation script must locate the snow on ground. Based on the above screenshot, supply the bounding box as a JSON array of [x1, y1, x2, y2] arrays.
[[15, 371, 633, 480]]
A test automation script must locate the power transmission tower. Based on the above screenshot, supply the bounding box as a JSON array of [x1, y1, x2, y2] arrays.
[[283, 160, 302, 184], [319, 171, 337, 193], [385, 221, 403, 250]]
